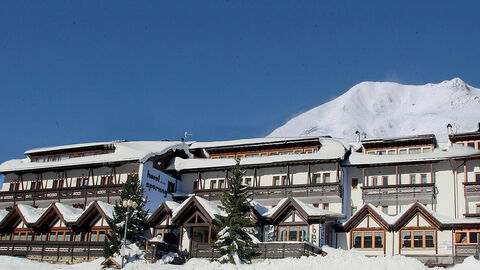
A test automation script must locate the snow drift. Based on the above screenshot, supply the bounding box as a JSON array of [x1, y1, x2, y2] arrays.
[[269, 78, 480, 141], [1, 247, 479, 270]]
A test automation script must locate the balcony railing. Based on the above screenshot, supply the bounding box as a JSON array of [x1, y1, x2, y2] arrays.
[[194, 183, 342, 201], [0, 184, 123, 204], [191, 242, 321, 259], [0, 240, 104, 261], [463, 182, 480, 201], [361, 183, 435, 205]]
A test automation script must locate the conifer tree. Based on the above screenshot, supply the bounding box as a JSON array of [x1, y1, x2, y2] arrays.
[[103, 174, 149, 258], [210, 159, 257, 264]]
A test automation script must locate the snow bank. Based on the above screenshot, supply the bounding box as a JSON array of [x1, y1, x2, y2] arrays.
[[0, 247, 479, 269]]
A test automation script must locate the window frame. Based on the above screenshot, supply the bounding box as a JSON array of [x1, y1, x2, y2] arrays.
[[400, 230, 436, 249], [455, 231, 480, 245], [277, 225, 309, 242], [351, 230, 385, 249]]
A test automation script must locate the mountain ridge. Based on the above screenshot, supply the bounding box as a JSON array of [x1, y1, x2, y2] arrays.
[[268, 78, 480, 142]]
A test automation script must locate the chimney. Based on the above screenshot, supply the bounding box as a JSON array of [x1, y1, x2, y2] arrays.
[[355, 131, 360, 143], [447, 123, 452, 135]]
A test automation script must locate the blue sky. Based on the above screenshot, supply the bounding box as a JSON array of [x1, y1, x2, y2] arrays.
[[0, 1, 479, 166]]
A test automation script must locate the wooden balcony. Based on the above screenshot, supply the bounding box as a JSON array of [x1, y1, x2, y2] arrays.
[[0, 240, 104, 261], [463, 182, 480, 201], [191, 242, 321, 259], [194, 183, 342, 201], [0, 184, 123, 204], [361, 183, 435, 205]]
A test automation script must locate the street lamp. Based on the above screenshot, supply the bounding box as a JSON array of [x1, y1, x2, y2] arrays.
[[121, 199, 138, 268]]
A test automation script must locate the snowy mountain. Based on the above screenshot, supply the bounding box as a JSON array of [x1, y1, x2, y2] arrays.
[[269, 78, 480, 142]]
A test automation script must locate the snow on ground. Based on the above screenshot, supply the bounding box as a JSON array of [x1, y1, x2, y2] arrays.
[[1, 247, 480, 270]]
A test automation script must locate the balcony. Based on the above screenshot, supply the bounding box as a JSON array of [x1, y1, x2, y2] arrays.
[[0, 240, 104, 262], [463, 182, 480, 201], [0, 184, 123, 204], [194, 183, 342, 201], [191, 242, 321, 259], [361, 183, 435, 206]]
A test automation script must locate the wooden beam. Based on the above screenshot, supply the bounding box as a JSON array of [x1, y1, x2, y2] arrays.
[[307, 164, 311, 184]]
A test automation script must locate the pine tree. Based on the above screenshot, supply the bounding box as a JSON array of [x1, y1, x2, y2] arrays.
[[210, 159, 257, 264], [103, 174, 149, 258]]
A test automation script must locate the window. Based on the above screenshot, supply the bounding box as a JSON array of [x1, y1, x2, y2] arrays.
[[322, 203, 329, 210], [352, 231, 384, 249], [210, 180, 217, 189], [455, 231, 480, 245], [101, 176, 114, 185], [313, 174, 322, 184], [65, 232, 72, 241], [167, 182, 175, 193], [382, 176, 388, 186], [367, 151, 375, 155], [382, 206, 388, 214], [35, 180, 42, 190], [467, 142, 475, 149], [277, 226, 309, 242], [49, 232, 57, 241], [410, 175, 416, 184], [76, 177, 89, 187], [245, 154, 258, 158], [218, 179, 225, 189], [409, 148, 421, 154], [273, 176, 281, 186], [244, 178, 252, 186], [399, 149, 408, 155], [98, 231, 106, 242], [372, 176, 378, 186], [279, 151, 293, 155], [476, 173, 480, 183], [402, 230, 436, 249], [422, 147, 431, 153], [352, 207, 357, 215], [30, 181, 36, 190], [9, 182, 20, 191], [387, 149, 396, 155], [52, 179, 63, 189], [193, 180, 198, 190], [421, 174, 427, 184], [377, 150, 386, 155], [282, 176, 288, 185], [352, 178, 359, 189], [476, 204, 480, 213], [323, 173, 331, 183]]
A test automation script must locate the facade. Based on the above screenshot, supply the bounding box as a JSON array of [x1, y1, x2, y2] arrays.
[[0, 140, 190, 262], [0, 124, 480, 265]]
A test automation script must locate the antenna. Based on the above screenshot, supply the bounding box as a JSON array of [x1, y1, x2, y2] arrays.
[[184, 131, 193, 140]]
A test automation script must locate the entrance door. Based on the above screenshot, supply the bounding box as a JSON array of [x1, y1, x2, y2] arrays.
[[190, 226, 210, 257]]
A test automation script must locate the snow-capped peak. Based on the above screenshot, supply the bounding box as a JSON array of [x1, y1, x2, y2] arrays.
[[269, 78, 480, 141]]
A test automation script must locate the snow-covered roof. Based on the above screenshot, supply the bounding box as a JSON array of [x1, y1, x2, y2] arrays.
[[164, 201, 180, 211], [344, 202, 480, 230], [189, 137, 320, 150], [168, 138, 347, 171], [291, 198, 345, 219], [172, 195, 226, 221], [16, 204, 46, 224], [54, 202, 84, 223], [0, 140, 191, 173], [345, 144, 480, 166], [0, 210, 9, 224], [96, 200, 114, 219], [24, 141, 120, 155]]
